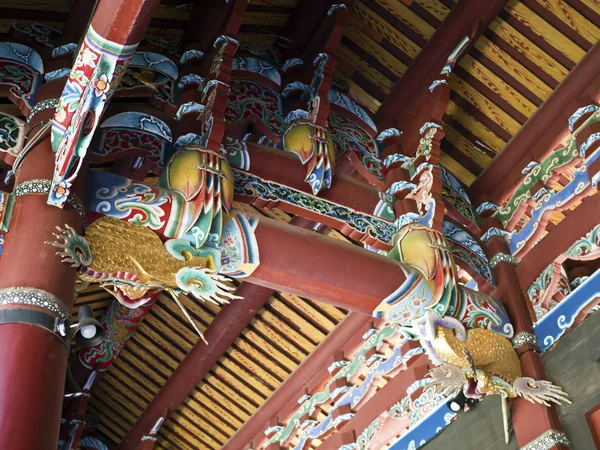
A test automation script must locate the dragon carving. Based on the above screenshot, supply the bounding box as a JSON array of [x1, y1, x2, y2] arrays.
[[413, 310, 570, 406]]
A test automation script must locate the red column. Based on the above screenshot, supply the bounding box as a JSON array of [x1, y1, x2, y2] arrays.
[[482, 218, 567, 449], [0, 107, 84, 448]]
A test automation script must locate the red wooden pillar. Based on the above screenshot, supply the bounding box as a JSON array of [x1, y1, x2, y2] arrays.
[[482, 217, 568, 449], [0, 106, 84, 449]]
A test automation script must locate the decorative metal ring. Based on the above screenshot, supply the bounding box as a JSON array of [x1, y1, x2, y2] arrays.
[[489, 252, 520, 268], [0, 286, 69, 320], [13, 178, 86, 220], [520, 430, 570, 450], [0, 308, 69, 346], [27, 98, 59, 123], [512, 332, 539, 350]]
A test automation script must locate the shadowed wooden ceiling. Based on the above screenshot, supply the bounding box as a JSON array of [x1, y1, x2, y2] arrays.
[[4, 0, 600, 448]]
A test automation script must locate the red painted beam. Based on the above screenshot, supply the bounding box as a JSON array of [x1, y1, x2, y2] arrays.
[[376, 0, 508, 130], [518, 192, 600, 290], [470, 41, 600, 205], [223, 312, 375, 450], [119, 282, 274, 449], [245, 213, 407, 314]]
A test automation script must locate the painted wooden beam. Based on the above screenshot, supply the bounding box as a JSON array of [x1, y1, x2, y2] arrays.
[[244, 212, 408, 313], [319, 353, 431, 450], [376, 0, 508, 131], [470, 41, 600, 206], [518, 192, 600, 291], [223, 311, 375, 450]]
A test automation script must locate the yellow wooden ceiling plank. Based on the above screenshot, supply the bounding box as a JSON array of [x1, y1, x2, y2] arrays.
[[201, 377, 256, 417], [536, 0, 600, 45], [374, 0, 436, 39], [449, 75, 522, 135], [172, 403, 237, 442], [97, 378, 146, 416], [89, 408, 126, 443], [219, 354, 280, 394], [269, 298, 328, 342], [107, 363, 157, 402], [277, 293, 339, 331], [184, 391, 245, 429], [211, 364, 269, 404], [215, 356, 273, 398], [345, 25, 407, 77], [157, 294, 217, 331], [128, 331, 181, 373], [473, 35, 553, 100], [135, 323, 189, 364], [332, 71, 381, 114], [580, 0, 600, 11], [87, 405, 128, 441], [243, 11, 290, 26], [94, 423, 122, 447], [143, 313, 196, 353], [439, 153, 477, 186], [442, 123, 494, 168], [169, 410, 230, 444], [413, 0, 450, 21], [101, 372, 154, 409], [459, 54, 538, 117], [112, 347, 168, 388], [504, 2, 586, 64], [192, 385, 251, 424], [248, 320, 308, 363], [253, 313, 314, 357], [446, 100, 506, 153], [236, 332, 297, 372], [225, 346, 288, 383], [94, 390, 138, 426], [159, 422, 221, 450], [350, 1, 421, 59], [310, 299, 347, 322], [489, 18, 569, 82], [336, 45, 394, 93]]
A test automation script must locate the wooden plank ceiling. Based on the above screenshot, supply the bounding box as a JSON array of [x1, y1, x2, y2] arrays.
[[2, 0, 599, 448]]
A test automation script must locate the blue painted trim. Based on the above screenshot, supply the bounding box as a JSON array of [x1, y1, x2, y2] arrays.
[[535, 269, 600, 351]]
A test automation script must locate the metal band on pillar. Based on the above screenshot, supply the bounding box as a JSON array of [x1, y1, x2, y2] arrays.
[[520, 430, 570, 450], [489, 252, 520, 268], [27, 98, 60, 123], [0, 287, 70, 345], [512, 332, 539, 351], [14, 179, 86, 220]]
